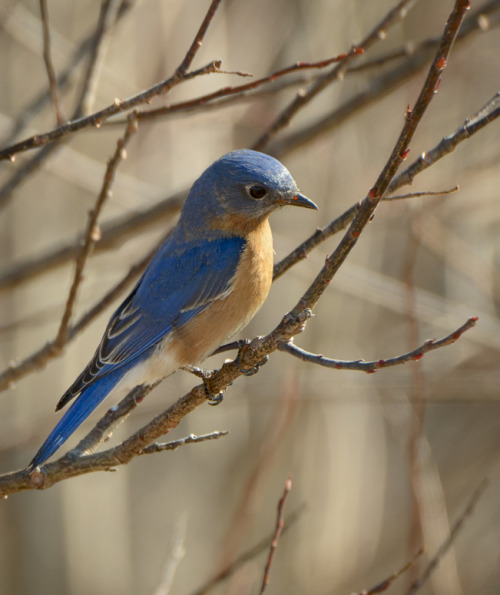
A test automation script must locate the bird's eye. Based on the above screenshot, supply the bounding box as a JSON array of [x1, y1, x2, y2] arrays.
[[248, 185, 267, 199]]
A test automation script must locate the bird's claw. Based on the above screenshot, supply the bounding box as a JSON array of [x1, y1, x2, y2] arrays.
[[234, 353, 269, 376], [207, 389, 225, 406]]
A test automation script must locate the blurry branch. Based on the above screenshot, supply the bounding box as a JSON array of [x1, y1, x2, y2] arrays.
[[0, 237, 161, 391], [0, 0, 133, 211], [278, 316, 477, 372], [259, 477, 292, 595], [216, 375, 299, 570], [0, 192, 183, 293], [1, 1, 497, 293], [191, 505, 306, 595], [267, 0, 500, 157], [55, 113, 138, 347], [152, 513, 187, 595], [0, 115, 140, 391], [352, 548, 424, 595], [2, 0, 135, 147], [407, 478, 489, 594], [73, 0, 123, 118], [252, 0, 418, 150], [39, 0, 65, 125], [109, 0, 500, 128], [273, 90, 500, 281], [0, 0, 224, 163], [0, 0, 473, 495], [126, 49, 365, 123]]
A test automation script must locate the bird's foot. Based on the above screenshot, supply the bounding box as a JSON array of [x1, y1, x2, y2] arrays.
[[234, 351, 269, 376], [181, 365, 225, 405]]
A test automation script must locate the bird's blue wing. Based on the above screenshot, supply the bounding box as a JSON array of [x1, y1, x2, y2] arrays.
[[57, 235, 245, 409]]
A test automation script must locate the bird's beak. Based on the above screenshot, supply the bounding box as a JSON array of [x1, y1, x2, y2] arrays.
[[287, 192, 318, 210]]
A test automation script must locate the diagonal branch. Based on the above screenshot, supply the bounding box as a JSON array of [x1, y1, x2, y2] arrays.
[[0, 0, 224, 163], [53, 113, 138, 347], [252, 0, 419, 151]]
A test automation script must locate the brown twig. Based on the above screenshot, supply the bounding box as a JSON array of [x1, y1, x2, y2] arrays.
[[406, 478, 489, 594], [278, 316, 477, 372], [73, 0, 122, 118], [259, 477, 292, 594], [190, 505, 306, 595], [132, 49, 364, 123], [54, 113, 138, 347], [386, 186, 459, 200], [39, 0, 65, 125], [267, 1, 500, 157], [2, 0, 134, 148], [0, 237, 161, 392], [141, 431, 229, 455], [252, 0, 418, 151], [352, 548, 425, 595], [0, 192, 183, 294], [273, 88, 499, 282], [0, 0, 223, 163]]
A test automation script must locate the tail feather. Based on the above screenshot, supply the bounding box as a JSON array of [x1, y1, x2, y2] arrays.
[[28, 369, 126, 470]]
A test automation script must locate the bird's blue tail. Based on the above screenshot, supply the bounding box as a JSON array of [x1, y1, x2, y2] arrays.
[[28, 368, 127, 470]]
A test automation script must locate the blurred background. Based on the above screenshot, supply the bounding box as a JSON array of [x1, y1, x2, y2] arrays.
[[0, 0, 499, 593]]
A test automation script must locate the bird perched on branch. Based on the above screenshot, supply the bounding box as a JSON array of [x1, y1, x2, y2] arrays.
[[29, 149, 317, 469]]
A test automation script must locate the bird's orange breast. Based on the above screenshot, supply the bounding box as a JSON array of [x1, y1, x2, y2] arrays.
[[170, 219, 273, 366]]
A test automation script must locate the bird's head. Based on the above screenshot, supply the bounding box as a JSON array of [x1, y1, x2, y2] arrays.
[[181, 149, 317, 234]]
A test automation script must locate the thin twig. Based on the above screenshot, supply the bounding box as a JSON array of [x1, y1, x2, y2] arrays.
[[54, 113, 138, 347], [132, 49, 364, 123], [267, 0, 500, 157], [273, 88, 498, 282], [278, 317, 477, 373], [0, 238, 161, 392], [190, 505, 305, 595], [1, 0, 134, 148], [385, 186, 459, 200], [39, 0, 65, 125], [73, 0, 122, 118], [252, 0, 418, 151], [0, 0, 224, 163], [406, 478, 489, 594], [259, 477, 292, 594], [141, 431, 229, 455], [352, 548, 424, 595]]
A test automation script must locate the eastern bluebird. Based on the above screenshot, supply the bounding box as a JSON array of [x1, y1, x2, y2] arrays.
[[28, 149, 317, 469]]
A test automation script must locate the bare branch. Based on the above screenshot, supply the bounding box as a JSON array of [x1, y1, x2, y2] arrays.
[[278, 317, 477, 373], [385, 186, 459, 200], [141, 431, 229, 455], [54, 113, 138, 347], [274, 89, 499, 281], [39, 0, 65, 125], [132, 49, 364, 124], [352, 548, 424, 595], [73, 0, 122, 118], [259, 477, 292, 594], [0, 238, 160, 392], [0, 0, 224, 163], [252, 0, 419, 151], [407, 479, 489, 594], [190, 505, 306, 595]]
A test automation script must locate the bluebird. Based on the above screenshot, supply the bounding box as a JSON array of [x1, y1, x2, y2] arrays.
[[28, 149, 317, 469]]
